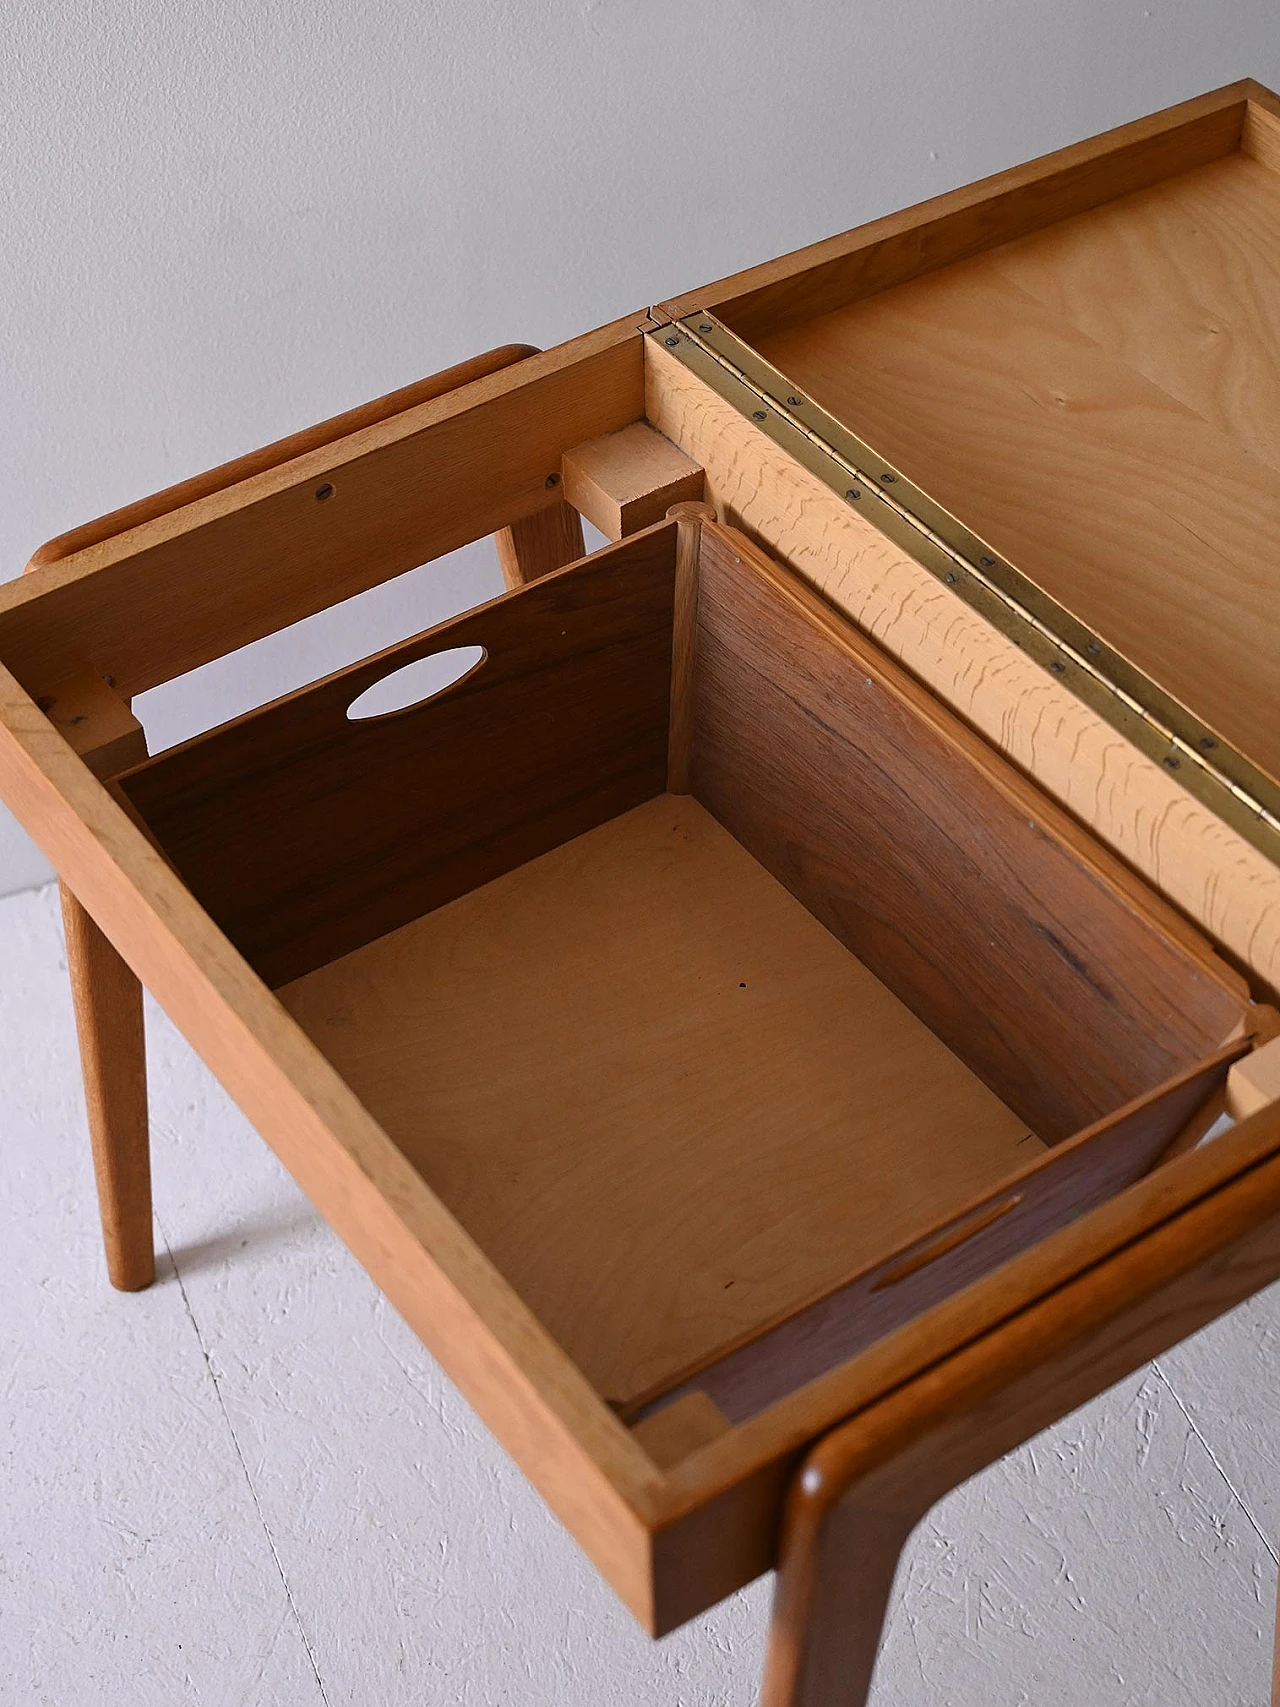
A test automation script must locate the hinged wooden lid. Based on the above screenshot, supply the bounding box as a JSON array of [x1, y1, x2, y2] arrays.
[[652, 80, 1280, 877]]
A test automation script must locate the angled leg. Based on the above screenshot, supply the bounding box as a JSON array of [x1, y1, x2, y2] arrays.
[[33, 666, 154, 1290], [763, 1144, 1280, 1705], [494, 499, 585, 589], [60, 884, 154, 1291]]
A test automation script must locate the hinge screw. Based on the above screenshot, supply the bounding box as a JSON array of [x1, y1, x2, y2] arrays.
[[945, 572, 957, 584], [1199, 736, 1217, 751], [845, 488, 862, 500], [1087, 641, 1101, 655], [698, 323, 713, 333], [1050, 659, 1066, 674], [786, 395, 805, 407], [545, 473, 560, 488], [880, 472, 897, 484], [1164, 755, 1181, 769], [664, 336, 680, 347], [752, 410, 767, 421], [979, 555, 995, 567]]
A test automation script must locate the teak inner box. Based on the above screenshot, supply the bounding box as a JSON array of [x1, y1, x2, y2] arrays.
[[110, 517, 1259, 1430], [5, 80, 1280, 1670]]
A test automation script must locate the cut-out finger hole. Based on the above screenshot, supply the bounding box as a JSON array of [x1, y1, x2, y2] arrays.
[[346, 645, 487, 720]]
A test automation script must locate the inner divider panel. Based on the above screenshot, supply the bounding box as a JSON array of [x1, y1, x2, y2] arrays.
[[117, 523, 678, 986], [627, 1038, 1247, 1425], [691, 524, 1248, 1142]]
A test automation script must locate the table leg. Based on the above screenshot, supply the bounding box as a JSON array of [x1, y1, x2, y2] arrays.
[[60, 883, 154, 1290], [494, 500, 585, 589], [761, 1154, 1280, 1705]]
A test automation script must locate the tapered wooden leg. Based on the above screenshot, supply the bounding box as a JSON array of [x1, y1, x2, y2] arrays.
[[60, 883, 154, 1291], [494, 499, 585, 589], [763, 1163, 1280, 1705]]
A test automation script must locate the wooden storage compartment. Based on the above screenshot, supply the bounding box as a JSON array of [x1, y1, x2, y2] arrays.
[[112, 513, 1257, 1431]]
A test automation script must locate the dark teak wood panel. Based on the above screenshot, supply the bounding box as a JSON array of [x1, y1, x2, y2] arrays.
[[119, 524, 677, 985], [690, 524, 1247, 1141]]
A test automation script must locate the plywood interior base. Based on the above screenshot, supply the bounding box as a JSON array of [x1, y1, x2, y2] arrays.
[[750, 150, 1280, 783], [280, 794, 1042, 1406]]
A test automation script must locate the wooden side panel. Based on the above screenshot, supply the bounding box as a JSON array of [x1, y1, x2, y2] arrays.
[[664, 84, 1249, 339], [629, 1044, 1244, 1426], [0, 320, 644, 699], [119, 525, 677, 987], [27, 344, 539, 570], [691, 524, 1248, 1139]]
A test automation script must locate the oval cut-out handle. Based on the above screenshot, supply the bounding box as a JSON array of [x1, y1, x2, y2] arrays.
[[870, 1193, 1024, 1291], [346, 645, 487, 721]]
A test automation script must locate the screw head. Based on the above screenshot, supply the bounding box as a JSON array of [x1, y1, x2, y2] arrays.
[[664, 336, 679, 347], [979, 555, 995, 567], [845, 487, 862, 500], [1164, 754, 1181, 769], [315, 483, 335, 501], [786, 395, 805, 408], [880, 472, 897, 484], [752, 410, 767, 421], [945, 572, 957, 584], [1199, 735, 1217, 750], [1050, 659, 1066, 674], [545, 473, 560, 489], [1087, 641, 1102, 655], [698, 322, 713, 332]]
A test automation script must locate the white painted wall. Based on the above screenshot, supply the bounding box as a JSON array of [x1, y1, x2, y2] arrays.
[[3, 2, 1278, 892]]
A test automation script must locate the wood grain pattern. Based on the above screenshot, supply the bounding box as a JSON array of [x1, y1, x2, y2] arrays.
[[28, 345, 538, 571], [118, 525, 677, 987], [756, 152, 1280, 782], [661, 83, 1253, 338], [0, 656, 669, 1626], [494, 498, 586, 589], [982, 150, 1280, 477], [59, 884, 154, 1291], [761, 1114, 1280, 1705], [0, 317, 645, 700], [644, 339, 1280, 996], [280, 794, 1036, 1406], [629, 1043, 1244, 1426], [562, 421, 705, 539], [691, 524, 1249, 1141]]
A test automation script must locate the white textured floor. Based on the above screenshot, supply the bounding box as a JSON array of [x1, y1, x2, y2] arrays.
[[2, 882, 1278, 1707]]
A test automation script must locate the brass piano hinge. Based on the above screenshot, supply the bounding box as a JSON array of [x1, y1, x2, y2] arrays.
[[650, 313, 1280, 869]]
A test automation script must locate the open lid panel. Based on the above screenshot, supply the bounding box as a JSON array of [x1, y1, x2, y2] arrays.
[[654, 80, 1280, 878]]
